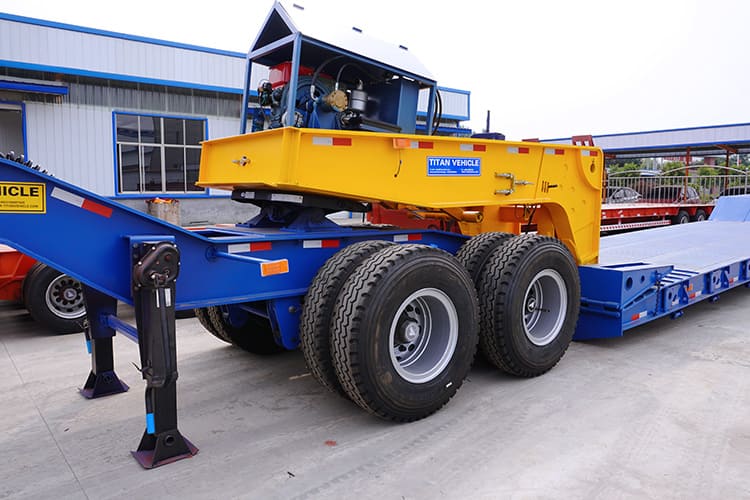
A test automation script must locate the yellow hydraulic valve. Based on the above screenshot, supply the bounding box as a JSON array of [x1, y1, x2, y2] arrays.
[[197, 128, 603, 264]]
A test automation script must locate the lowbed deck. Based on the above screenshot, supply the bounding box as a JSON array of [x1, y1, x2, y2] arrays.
[[599, 221, 750, 272], [576, 196, 750, 340]]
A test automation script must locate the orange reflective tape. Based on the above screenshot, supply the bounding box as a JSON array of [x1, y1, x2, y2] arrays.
[[393, 138, 411, 149], [261, 259, 289, 277]]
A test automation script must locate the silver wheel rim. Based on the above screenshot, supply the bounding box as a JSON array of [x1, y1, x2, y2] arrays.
[[44, 275, 86, 320], [523, 269, 567, 346], [389, 288, 458, 384]]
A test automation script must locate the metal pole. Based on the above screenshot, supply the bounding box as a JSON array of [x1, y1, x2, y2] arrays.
[[80, 286, 129, 398], [130, 240, 197, 468]]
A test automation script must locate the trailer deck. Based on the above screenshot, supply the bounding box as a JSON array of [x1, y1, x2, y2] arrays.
[[576, 195, 750, 340]]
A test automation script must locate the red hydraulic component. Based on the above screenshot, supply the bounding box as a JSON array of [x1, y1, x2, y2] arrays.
[[268, 62, 316, 88]]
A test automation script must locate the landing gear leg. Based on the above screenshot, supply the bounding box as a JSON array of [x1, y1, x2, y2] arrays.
[[80, 285, 129, 398], [129, 240, 197, 468]]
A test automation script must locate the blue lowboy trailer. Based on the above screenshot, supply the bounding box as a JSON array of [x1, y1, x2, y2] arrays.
[[1, 156, 749, 468]]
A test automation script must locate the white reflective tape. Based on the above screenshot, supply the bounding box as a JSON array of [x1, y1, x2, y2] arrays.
[[507, 146, 519, 154], [393, 234, 409, 242], [154, 289, 172, 308], [51, 187, 84, 208], [460, 144, 474, 151], [303, 240, 323, 248], [312, 136, 333, 146], [271, 193, 304, 204], [228, 243, 250, 254]]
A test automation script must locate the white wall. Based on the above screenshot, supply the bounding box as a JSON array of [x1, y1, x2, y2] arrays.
[[25, 101, 114, 194], [24, 101, 241, 196]]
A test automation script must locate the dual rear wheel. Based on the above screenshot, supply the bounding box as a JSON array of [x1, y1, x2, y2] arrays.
[[194, 233, 580, 422], [301, 242, 479, 421]]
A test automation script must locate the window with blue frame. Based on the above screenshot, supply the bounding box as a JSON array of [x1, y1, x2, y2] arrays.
[[115, 113, 205, 193]]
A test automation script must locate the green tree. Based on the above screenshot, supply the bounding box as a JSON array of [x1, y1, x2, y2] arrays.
[[608, 161, 642, 178], [660, 161, 685, 177], [697, 166, 718, 176]]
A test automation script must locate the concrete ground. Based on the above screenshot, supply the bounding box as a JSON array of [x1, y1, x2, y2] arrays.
[[1, 288, 749, 500]]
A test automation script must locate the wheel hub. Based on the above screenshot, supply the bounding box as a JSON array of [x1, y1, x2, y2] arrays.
[[526, 296, 537, 313], [45, 276, 85, 319], [389, 288, 458, 384], [401, 322, 420, 343], [522, 269, 567, 347]]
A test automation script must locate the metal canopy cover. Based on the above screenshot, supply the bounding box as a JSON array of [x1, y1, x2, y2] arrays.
[[545, 122, 750, 159], [249, 0, 435, 83]]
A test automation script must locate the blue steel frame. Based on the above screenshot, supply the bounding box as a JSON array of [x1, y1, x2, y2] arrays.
[[0, 157, 465, 349]]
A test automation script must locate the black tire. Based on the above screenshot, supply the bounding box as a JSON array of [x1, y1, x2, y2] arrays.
[[693, 209, 707, 222], [194, 307, 231, 343], [478, 234, 580, 377], [23, 263, 85, 334], [456, 232, 515, 282], [207, 305, 283, 355], [673, 210, 690, 225], [331, 244, 479, 422], [300, 240, 394, 395]]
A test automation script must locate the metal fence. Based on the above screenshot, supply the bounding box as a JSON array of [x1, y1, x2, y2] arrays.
[[606, 170, 750, 204]]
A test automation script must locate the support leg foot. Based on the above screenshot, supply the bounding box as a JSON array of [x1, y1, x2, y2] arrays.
[[80, 370, 129, 399], [131, 429, 198, 469]]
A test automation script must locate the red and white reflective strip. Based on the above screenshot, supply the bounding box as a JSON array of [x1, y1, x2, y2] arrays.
[[393, 234, 422, 243], [581, 149, 599, 157], [689, 291, 702, 300], [729, 276, 737, 284], [51, 187, 112, 218], [459, 143, 486, 152], [544, 148, 565, 156], [405, 140, 435, 149], [303, 239, 340, 249], [507, 146, 530, 154], [312, 136, 352, 147], [630, 311, 648, 321], [227, 241, 272, 254]]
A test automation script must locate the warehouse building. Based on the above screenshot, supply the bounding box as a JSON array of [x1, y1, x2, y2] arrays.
[[0, 12, 471, 224]]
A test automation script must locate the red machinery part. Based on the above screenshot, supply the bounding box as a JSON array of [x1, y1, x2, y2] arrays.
[[0, 244, 34, 302], [268, 62, 316, 89]]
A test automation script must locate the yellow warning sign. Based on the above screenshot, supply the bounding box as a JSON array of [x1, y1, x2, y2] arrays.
[[0, 182, 46, 213]]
